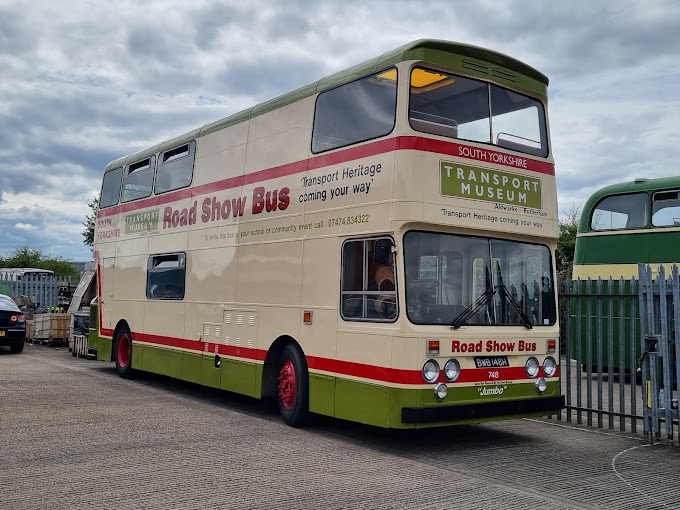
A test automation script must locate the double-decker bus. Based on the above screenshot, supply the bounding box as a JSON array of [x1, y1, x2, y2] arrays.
[[91, 39, 562, 428], [572, 176, 680, 370]]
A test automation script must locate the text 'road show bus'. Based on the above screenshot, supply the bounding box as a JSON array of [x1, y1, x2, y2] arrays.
[[92, 39, 563, 428], [572, 176, 680, 370]]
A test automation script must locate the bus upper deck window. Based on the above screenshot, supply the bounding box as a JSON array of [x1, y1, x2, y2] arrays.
[[312, 69, 397, 154], [100, 167, 123, 208], [409, 67, 548, 157], [155, 141, 196, 195], [590, 193, 648, 231], [122, 157, 155, 203]]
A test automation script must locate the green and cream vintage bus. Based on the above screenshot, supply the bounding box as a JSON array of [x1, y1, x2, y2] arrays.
[[573, 176, 680, 281], [92, 39, 563, 428], [572, 176, 680, 370]]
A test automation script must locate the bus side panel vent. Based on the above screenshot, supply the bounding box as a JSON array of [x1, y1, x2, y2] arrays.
[[463, 59, 489, 75], [492, 68, 516, 82]]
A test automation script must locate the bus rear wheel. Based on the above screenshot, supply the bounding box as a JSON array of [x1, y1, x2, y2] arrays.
[[277, 344, 309, 427], [114, 326, 135, 379]]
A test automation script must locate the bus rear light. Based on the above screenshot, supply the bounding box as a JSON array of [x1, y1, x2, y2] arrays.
[[427, 339, 440, 356], [547, 339, 556, 354]]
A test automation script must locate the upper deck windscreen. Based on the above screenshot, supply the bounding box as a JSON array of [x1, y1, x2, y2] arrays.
[[409, 67, 548, 158]]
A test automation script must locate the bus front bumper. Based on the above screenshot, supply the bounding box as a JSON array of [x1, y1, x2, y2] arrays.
[[401, 395, 565, 424]]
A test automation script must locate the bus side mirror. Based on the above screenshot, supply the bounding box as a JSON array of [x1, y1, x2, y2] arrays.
[[374, 239, 393, 265]]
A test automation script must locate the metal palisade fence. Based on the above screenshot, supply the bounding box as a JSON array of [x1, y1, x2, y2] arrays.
[[558, 264, 679, 444], [638, 263, 680, 441], [0, 274, 64, 309]]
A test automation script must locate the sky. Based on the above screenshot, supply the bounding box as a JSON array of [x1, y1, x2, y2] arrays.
[[0, 0, 678, 262]]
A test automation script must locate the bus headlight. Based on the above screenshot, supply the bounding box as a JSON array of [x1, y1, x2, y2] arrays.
[[444, 358, 461, 382], [422, 359, 440, 383], [525, 357, 539, 378], [535, 378, 548, 394], [543, 356, 557, 377], [434, 383, 448, 401]]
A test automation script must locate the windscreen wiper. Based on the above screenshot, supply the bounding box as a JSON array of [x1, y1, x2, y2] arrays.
[[451, 266, 495, 329], [494, 260, 533, 330]]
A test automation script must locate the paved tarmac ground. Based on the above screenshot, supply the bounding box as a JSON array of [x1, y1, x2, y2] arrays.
[[1, 344, 679, 510]]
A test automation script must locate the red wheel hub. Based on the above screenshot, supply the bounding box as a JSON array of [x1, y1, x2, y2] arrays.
[[118, 334, 131, 368], [278, 360, 296, 409]]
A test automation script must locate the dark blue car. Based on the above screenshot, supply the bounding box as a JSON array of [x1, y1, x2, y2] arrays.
[[0, 295, 25, 353]]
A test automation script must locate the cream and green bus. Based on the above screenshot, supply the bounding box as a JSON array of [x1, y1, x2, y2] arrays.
[[92, 39, 563, 428]]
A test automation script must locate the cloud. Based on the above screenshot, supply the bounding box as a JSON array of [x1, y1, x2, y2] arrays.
[[15, 223, 38, 231], [0, 0, 678, 260]]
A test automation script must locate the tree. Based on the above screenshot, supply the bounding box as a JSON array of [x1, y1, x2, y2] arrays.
[[82, 195, 99, 248], [0, 245, 79, 279], [556, 206, 581, 281]]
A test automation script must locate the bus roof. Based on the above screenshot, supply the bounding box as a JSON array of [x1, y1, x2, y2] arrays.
[[103, 39, 549, 173], [579, 176, 680, 232], [0, 268, 55, 274]]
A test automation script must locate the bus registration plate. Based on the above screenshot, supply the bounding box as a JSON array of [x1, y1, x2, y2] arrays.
[[474, 356, 509, 368]]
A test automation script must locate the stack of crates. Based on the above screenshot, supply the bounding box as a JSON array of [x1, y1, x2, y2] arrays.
[[33, 313, 70, 345]]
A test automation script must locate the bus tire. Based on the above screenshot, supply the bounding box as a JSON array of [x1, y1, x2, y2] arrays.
[[276, 344, 309, 427], [114, 326, 135, 379]]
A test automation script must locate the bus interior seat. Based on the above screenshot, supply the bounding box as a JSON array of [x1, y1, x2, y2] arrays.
[[409, 111, 458, 138], [342, 296, 363, 318], [420, 304, 465, 324], [495, 136, 544, 157]]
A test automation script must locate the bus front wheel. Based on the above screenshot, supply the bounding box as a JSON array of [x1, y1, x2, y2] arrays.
[[114, 326, 135, 379], [277, 344, 309, 427]]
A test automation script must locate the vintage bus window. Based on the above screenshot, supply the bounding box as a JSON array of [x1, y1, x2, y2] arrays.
[[491, 242, 556, 326], [441, 251, 462, 305], [409, 67, 548, 157], [146, 253, 186, 300], [404, 231, 555, 326], [652, 190, 680, 227], [491, 85, 546, 157], [122, 157, 155, 203], [590, 193, 647, 230], [341, 237, 397, 322], [100, 167, 123, 208], [312, 69, 397, 153], [155, 142, 196, 195]]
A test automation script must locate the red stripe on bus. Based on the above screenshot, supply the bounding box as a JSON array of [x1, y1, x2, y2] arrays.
[[395, 136, 555, 175], [97, 136, 554, 219], [103, 331, 558, 385]]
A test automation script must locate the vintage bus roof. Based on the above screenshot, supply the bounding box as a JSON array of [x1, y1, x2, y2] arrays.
[[578, 176, 680, 233], [103, 39, 549, 173], [0, 267, 55, 275]]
